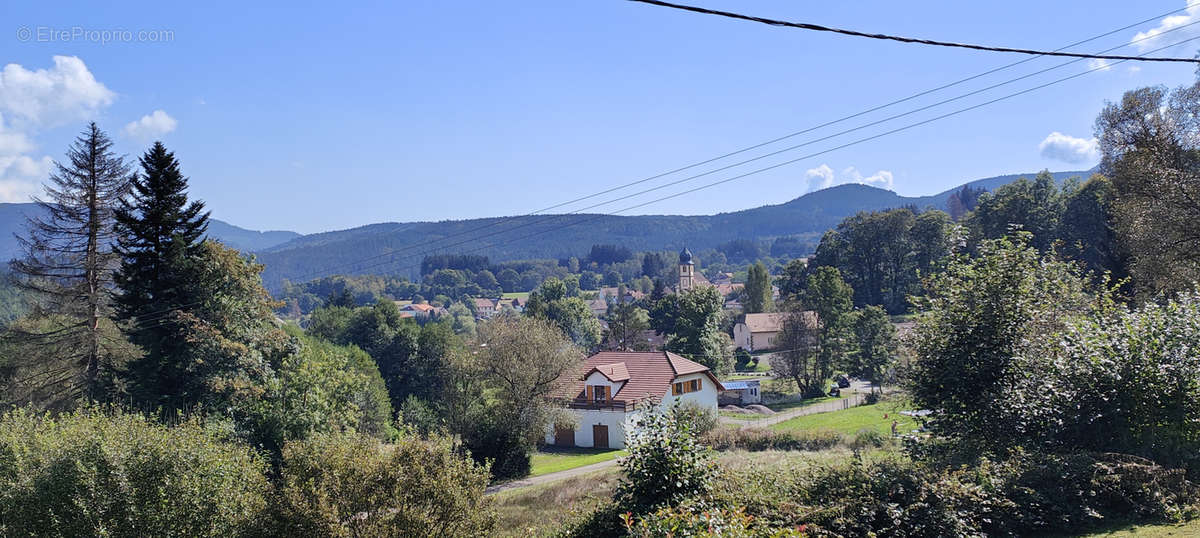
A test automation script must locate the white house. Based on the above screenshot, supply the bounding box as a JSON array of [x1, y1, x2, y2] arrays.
[[547, 351, 723, 449]]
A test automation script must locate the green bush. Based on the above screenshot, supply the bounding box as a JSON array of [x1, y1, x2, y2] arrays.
[[701, 427, 842, 452], [711, 450, 1199, 537], [270, 431, 496, 537], [624, 502, 806, 537], [0, 408, 269, 538], [850, 428, 887, 450], [671, 401, 718, 436], [616, 406, 716, 514]]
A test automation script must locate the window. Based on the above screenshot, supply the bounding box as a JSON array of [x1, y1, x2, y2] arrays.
[[591, 385, 608, 402], [673, 379, 702, 395]]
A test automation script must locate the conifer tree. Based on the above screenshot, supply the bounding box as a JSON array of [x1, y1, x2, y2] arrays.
[[9, 123, 133, 402], [113, 142, 210, 404]]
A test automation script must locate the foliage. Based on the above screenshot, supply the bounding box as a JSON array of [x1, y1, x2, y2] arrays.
[[907, 233, 1100, 451], [604, 301, 651, 351], [1096, 81, 1200, 295], [277, 274, 419, 316], [240, 329, 395, 456], [0, 407, 269, 538], [113, 141, 211, 396], [8, 123, 133, 402], [1044, 290, 1200, 474], [615, 405, 717, 514], [743, 261, 773, 314], [270, 431, 495, 537], [711, 451, 1198, 538], [653, 286, 733, 374], [773, 267, 854, 395], [847, 305, 897, 387], [966, 171, 1065, 252], [451, 315, 583, 479], [670, 400, 718, 436], [526, 277, 603, 350], [123, 241, 291, 414], [624, 503, 806, 538], [807, 208, 953, 314], [699, 427, 842, 452]]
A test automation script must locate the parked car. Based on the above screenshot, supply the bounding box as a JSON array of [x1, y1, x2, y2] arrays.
[[836, 375, 851, 388]]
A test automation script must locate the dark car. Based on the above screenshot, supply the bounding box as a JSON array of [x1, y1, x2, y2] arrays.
[[836, 376, 851, 388]]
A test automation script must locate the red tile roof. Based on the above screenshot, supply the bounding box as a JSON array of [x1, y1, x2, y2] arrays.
[[554, 351, 724, 404], [587, 362, 630, 382]]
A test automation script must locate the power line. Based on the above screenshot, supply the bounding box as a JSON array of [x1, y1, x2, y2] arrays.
[[344, 33, 1200, 279], [630, 0, 1200, 64], [291, 4, 1193, 281], [321, 28, 1199, 279]]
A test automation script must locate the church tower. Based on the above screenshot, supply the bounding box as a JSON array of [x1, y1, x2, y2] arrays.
[[678, 247, 695, 291]]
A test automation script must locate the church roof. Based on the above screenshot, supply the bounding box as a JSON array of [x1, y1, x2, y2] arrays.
[[679, 247, 694, 265]]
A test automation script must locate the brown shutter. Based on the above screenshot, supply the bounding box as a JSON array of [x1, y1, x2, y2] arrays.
[[586, 386, 594, 400]]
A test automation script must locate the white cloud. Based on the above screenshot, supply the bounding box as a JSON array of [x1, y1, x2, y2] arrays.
[[1088, 58, 1112, 71], [0, 57, 115, 201], [1131, 2, 1200, 51], [804, 164, 895, 192], [840, 166, 894, 190], [1039, 132, 1099, 164], [0, 55, 115, 129], [122, 109, 177, 140], [805, 164, 834, 191]]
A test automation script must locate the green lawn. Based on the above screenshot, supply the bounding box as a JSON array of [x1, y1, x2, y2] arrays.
[[719, 395, 843, 422], [502, 292, 530, 300], [1075, 519, 1200, 537], [770, 401, 920, 435], [529, 447, 626, 477]]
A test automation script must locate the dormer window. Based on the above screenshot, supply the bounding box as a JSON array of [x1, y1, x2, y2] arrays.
[[671, 379, 702, 396], [587, 385, 610, 402]]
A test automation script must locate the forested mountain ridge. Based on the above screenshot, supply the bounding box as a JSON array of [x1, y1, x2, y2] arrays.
[[0, 203, 300, 259], [253, 169, 1090, 289]]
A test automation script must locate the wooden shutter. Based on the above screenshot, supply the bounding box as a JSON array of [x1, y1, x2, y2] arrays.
[[586, 386, 594, 400]]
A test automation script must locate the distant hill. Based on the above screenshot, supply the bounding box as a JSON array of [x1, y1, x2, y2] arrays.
[[253, 169, 1091, 290], [0, 169, 1092, 291], [0, 203, 299, 261]]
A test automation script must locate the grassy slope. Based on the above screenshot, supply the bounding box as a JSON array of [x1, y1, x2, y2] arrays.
[[529, 448, 626, 477], [770, 401, 920, 435], [1075, 520, 1200, 537], [492, 468, 621, 537]]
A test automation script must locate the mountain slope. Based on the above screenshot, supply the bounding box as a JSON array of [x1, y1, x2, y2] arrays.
[[253, 169, 1091, 290], [0, 203, 299, 261]]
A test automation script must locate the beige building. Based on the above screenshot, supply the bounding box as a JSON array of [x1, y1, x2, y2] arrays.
[[733, 311, 818, 352]]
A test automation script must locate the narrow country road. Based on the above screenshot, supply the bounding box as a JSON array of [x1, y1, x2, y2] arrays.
[[719, 381, 876, 429], [485, 458, 621, 495]]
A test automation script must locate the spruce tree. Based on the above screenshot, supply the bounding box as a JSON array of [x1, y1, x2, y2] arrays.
[[9, 123, 134, 402], [113, 142, 210, 405]]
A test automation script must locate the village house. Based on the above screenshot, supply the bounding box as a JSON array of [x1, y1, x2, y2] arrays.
[[399, 302, 437, 318], [547, 351, 723, 449], [473, 297, 497, 318], [733, 311, 818, 352]]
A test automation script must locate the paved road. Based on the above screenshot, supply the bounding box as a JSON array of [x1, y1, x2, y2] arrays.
[[485, 458, 621, 495]]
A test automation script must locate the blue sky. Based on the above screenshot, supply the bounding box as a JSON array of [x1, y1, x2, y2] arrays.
[[3, 1, 1198, 234]]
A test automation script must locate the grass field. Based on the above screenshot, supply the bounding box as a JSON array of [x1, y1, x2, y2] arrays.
[[770, 401, 920, 435], [492, 468, 620, 537], [529, 447, 626, 477], [719, 395, 846, 421], [1074, 519, 1200, 537], [501, 292, 530, 300]]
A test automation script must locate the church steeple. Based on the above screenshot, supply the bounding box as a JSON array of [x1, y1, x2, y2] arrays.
[[678, 247, 695, 291]]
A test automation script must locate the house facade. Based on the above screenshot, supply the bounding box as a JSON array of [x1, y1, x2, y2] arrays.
[[548, 351, 723, 449], [733, 312, 818, 351]]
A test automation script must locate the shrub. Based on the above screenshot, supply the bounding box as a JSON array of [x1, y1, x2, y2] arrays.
[[0, 407, 269, 538], [701, 427, 842, 452], [270, 431, 496, 537], [850, 428, 887, 450], [710, 450, 1200, 537], [616, 406, 716, 514], [624, 502, 807, 537], [671, 401, 718, 436]]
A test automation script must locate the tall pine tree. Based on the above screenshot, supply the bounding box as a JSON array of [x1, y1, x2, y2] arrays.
[[9, 123, 134, 403], [113, 142, 210, 405]]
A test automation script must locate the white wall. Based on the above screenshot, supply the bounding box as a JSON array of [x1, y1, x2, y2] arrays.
[[660, 372, 719, 413], [545, 408, 639, 449], [583, 371, 626, 397], [733, 323, 750, 349]]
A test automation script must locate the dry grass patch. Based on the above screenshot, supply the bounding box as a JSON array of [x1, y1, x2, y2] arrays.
[[492, 468, 620, 537]]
